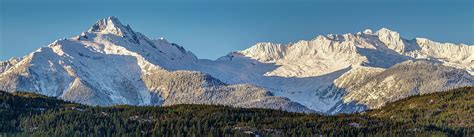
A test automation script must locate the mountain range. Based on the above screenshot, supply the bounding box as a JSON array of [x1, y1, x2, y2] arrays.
[[0, 17, 473, 114]]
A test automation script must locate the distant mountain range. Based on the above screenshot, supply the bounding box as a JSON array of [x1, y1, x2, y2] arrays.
[[0, 17, 473, 114]]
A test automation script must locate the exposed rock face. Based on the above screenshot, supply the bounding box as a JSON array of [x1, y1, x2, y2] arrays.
[[1, 17, 472, 114]]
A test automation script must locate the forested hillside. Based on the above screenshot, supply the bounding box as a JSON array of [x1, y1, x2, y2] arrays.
[[0, 87, 472, 136], [367, 86, 474, 128]]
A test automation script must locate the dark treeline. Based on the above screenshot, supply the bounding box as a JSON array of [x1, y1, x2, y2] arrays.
[[0, 87, 472, 136]]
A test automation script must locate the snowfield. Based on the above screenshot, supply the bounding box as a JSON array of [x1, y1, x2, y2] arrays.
[[1, 17, 473, 114]]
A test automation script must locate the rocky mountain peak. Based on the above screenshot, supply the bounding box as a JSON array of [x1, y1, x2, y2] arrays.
[[87, 16, 134, 37], [239, 42, 287, 62], [375, 28, 406, 53], [375, 28, 400, 37]]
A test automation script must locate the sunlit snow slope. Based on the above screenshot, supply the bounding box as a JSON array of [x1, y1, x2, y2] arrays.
[[1, 17, 472, 114], [187, 28, 474, 114], [0, 17, 312, 113]]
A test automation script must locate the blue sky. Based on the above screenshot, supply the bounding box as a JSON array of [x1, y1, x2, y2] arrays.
[[1, 0, 473, 60]]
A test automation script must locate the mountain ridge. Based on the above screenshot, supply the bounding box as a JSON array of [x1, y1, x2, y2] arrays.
[[0, 16, 472, 114]]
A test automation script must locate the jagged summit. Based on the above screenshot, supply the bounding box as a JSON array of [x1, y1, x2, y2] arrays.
[[87, 16, 135, 37], [375, 28, 399, 35], [373, 28, 406, 53]]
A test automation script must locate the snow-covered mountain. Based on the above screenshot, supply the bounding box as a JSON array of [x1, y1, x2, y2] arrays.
[[183, 28, 473, 114], [0, 17, 312, 113], [1, 17, 473, 114]]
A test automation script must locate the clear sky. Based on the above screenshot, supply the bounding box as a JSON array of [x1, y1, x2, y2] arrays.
[[1, 0, 473, 60]]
